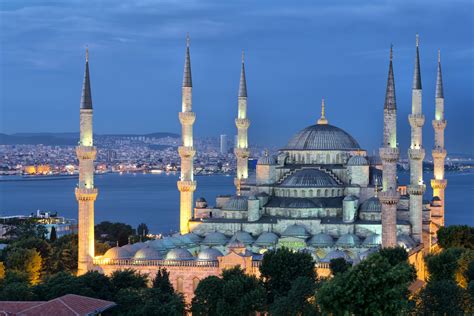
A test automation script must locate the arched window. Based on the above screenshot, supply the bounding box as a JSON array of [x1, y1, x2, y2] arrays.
[[177, 277, 184, 293], [193, 277, 200, 291]]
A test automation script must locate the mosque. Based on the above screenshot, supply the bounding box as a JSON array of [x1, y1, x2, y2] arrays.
[[75, 35, 447, 302]]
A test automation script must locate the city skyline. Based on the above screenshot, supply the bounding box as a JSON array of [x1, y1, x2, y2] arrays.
[[1, 0, 473, 156]]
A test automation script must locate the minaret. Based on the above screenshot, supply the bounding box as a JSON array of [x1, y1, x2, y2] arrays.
[[234, 50, 250, 189], [379, 45, 400, 248], [76, 48, 98, 275], [407, 34, 426, 243], [177, 34, 196, 234], [431, 49, 447, 226]]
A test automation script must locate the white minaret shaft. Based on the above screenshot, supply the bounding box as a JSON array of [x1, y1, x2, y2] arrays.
[[379, 46, 400, 248], [431, 49, 447, 226], [76, 48, 98, 275], [407, 34, 426, 243], [178, 35, 196, 234], [234, 51, 250, 189]]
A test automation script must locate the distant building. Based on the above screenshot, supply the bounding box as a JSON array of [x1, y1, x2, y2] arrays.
[[220, 134, 228, 154]]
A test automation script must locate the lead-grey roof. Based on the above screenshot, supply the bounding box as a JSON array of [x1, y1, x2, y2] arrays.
[[384, 46, 397, 110], [280, 169, 341, 187], [80, 58, 93, 109], [284, 124, 361, 151], [436, 50, 444, 98]]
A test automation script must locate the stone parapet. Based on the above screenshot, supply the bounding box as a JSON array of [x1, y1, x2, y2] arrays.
[[177, 180, 197, 192], [432, 119, 447, 130], [409, 114, 425, 128], [379, 190, 400, 205], [431, 179, 447, 190], [235, 118, 250, 129], [234, 148, 250, 158], [432, 148, 447, 160], [75, 187, 98, 201], [179, 111, 196, 125], [379, 147, 400, 163], [178, 146, 196, 158], [76, 146, 97, 160], [408, 148, 425, 161], [407, 184, 426, 196]]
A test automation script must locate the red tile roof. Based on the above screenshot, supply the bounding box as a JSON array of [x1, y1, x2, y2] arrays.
[[0, 294, 116, 316]]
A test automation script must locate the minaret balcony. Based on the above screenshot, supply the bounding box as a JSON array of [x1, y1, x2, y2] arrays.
[[178, 146, 196, 158], [432, 148, 447, 159], [75, 187, 98, 201], [76, 146, 97, 160], [379, 147, 400, 163], [407, 184, 426, 196], [408, 148, 425, 161], [177, 180, 197, 192], [179, 112, 196, 125], [431, 179, 447, 190], [234, 148, 250, 158], [235, 118, 250, 129], [409, 114, 425, 128], [378, 190, 400, 205], [432, 119, 447, 130]]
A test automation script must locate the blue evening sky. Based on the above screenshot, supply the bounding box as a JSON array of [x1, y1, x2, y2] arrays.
[[0, 0, 473, 155]]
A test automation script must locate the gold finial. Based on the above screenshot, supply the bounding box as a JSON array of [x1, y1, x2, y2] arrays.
[[242, 49, 245, 64], [390, 44, 393, 62], [317, 98, 328, 125], [85, 46, 89, 62], [186, 33, 190, 48], [438, 49, 441, 63], [416, 33, 419, 47]]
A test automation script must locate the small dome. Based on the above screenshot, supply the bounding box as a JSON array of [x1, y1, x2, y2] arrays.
[[103, 247, 132, 259], [343, 195, 357, 202], [362, 234, 381, 247], [288, 198, 318, 208], [202, 232, 228, 246], [230, 231, 254, 245], [258, 154, 277, 165], [165, 248, 194, 260], [134, 246, 163, 260], [254, 232, 279, 246], [223, 195, 248, 211], [347, 155, 369, 166], [359, 197, 382, 213], [282, 224, 310, 238], [285, 124, 361, 151], [280, 169, 341, 187], [197, 248, 223, 261], [321, 249, 351, 263], [307, 233, 334, 247], [397, 234, 416, 249], [336, 233, 361, 247]]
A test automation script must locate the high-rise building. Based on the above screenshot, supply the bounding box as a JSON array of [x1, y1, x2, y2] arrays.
[[220, 134, 228, 154]]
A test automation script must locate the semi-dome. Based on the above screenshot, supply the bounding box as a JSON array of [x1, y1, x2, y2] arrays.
[[282, 224, 310, 238], [230, 231, 254, 245], [307, 233, 334, 247], [285, 124, 361, 151], [321, 249, 351, 263], [223, 195, 248, 211], [254, 232, 279, 246], [134, 246, 163, 260], [165, 248, 194, 260], [280, 169, 341, 187], [202, 232, 228, 246], [347, 155, 369, 166], [197, 248, 223, 261], [362, 234, 381, 247], [360, 197, 382, 213], [258, 154, 277, 165], [103, 246, 132, 260], [336, 233, 361, 247]]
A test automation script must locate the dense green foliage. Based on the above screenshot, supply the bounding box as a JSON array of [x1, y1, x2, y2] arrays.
[[191, 266, 265, 316], [437, 225, 474, 250]]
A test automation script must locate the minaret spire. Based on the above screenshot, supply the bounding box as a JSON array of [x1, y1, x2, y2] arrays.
[[379, 45, 400, 248], [178, 34, 197, 234], [317, 98, 328, 125], [76, 47, 98, 275], [234, 50, 251, 189]]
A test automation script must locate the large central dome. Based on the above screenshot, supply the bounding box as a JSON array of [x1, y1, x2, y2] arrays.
[[284, 124, 361, 151]]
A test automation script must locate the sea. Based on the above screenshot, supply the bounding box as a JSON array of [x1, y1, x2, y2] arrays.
[[0, 171, 472, 234]]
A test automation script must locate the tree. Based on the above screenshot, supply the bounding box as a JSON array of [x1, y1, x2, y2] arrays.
[[425, 247, 465, 282], [137, 223, 149, 238], [317, 252, 416, 315], [437, 225, 474, 250], [192, 267, 266, 316], [49, 226, 57, 242], [413, 279, 465, 314], [110, 269, 148, 294], [329, 258, 351, 276], [259, 248, 316, 304], [6, 248, 42, 285]]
